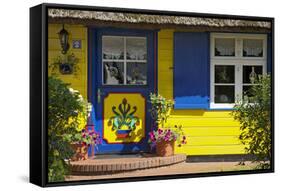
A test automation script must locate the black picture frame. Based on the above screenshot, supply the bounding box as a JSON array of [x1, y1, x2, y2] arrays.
[[30, 3, 274, 187]]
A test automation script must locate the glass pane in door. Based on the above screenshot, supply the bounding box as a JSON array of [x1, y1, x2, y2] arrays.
[[103, 62, 124, 85], [126, 62, 147, 85], [102, 36, 124, 60], [126, 37, 147, 60]]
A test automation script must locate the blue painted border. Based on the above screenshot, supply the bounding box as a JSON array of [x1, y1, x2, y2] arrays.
[[87, 28, 98, 156], [267, 33, 272, 73]]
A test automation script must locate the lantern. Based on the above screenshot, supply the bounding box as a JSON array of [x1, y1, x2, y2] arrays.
[[58, 24, 69, 54]]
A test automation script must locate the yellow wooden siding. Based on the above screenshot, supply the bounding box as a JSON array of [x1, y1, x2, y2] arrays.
[[158, 29, 244, 155], [48, 24, 88, 98]]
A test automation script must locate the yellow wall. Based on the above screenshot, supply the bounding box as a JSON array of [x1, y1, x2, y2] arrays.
[[158, 29, 245, 155], [48, 24, 88, 98]]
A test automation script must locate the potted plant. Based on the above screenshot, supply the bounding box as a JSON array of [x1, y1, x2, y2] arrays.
[[148, 93, 187, 157], [49, 53, 80, 75], [70, 128, 101, 161], [148, 126, 187, 157], [65, 88, 101, 161]]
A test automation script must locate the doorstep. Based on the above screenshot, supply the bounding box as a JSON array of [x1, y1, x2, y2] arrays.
[[70, 154, 186, 175]]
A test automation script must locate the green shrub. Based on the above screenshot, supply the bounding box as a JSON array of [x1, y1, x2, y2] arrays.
[[232, 74, 271, 169], [48, 76, 91, 182], [149, 93, 174, 128]]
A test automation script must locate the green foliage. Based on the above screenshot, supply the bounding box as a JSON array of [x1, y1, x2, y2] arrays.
[[232, 74, 271, 169], [148, 94, 186, 147], [48, 76, 91, 182], [149, 93, 174, 128]]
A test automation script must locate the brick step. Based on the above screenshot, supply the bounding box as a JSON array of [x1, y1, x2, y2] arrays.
[[70, 154, 186, 175]]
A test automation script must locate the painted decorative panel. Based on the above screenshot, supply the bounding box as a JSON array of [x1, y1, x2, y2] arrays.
[[103, 93, 145, 143]]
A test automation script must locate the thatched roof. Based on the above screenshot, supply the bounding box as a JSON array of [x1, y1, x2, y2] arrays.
[[48, 8, 271, 31]]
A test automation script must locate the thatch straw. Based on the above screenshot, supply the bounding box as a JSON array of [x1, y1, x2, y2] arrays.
[[48, 8, 271, 29]]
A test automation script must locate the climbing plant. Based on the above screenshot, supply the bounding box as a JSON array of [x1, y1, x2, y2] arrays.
[[149, 93, 174, 128], [231, 74, 272, 169]]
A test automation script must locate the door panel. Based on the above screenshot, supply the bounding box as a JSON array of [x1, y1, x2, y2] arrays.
[[103, 93, 146, 143]]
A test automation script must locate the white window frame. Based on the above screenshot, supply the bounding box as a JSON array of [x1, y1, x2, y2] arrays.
[[210, 33, 267, 109], [102, 35, 147, 86]]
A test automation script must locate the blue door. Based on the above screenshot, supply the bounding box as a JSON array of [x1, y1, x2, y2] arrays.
[[89, 28, 157, 154]]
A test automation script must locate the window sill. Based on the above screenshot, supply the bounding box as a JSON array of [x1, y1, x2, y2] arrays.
[[209, 103, 235, 110], [208, 108, 235, 111]]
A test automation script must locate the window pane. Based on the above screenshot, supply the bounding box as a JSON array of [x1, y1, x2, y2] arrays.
[[215, 38, 235, 56], [215, 65, 235, 83], [102, 36, 124, 60], [103, 62, 124, 85], [243, 66, 262, 83], [215, 85, 235, 103], [243, 85, 254, 98], [243, 39, 263, 57], [126, 62, 147, 85], [126, 37, 147, 60]]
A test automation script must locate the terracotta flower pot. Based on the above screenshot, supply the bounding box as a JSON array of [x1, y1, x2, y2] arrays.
[[156, 140, 175, 157], [70, 143, 88, 161]]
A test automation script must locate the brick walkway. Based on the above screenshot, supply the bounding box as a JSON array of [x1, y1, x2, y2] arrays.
[[66, 161, 256, 181]]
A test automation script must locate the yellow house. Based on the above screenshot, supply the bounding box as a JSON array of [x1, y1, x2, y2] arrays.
[[48, 8, 272, 157]]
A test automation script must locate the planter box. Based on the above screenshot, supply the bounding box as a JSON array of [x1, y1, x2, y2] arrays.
[[156, 140, 175, 157]]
